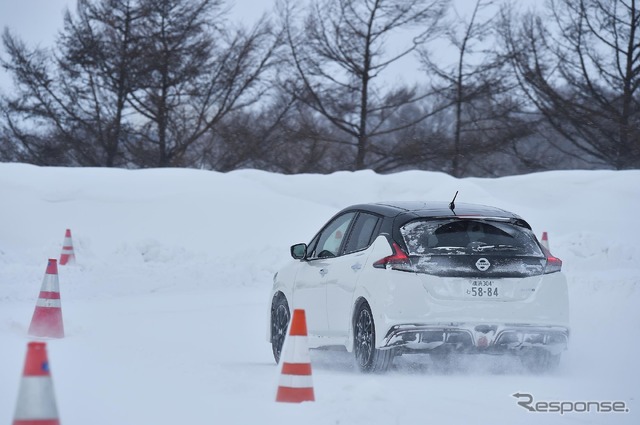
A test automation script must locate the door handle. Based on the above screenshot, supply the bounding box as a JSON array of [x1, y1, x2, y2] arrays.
[[319, 268, 328, 277], [351, 263, 362, 271]]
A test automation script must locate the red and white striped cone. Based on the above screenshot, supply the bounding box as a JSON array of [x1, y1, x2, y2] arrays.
[[13, 341, 60, 425], [276, 309, 315, 403], [541, 231, 550, 252], [59, 229, 75, 266], [28, 259, 64, 338]]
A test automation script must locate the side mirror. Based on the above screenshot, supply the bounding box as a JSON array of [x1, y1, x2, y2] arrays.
[[290, 243, 307, 260]]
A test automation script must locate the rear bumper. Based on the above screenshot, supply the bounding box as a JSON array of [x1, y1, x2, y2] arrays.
[[382, 323, 569, 355]]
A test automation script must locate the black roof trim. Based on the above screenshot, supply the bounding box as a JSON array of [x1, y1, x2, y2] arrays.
[[338, 201, 530, 228], [377, 201, 519, 218]]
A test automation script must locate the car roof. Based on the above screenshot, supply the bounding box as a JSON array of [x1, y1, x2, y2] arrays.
[[343, 201, 530, 227]]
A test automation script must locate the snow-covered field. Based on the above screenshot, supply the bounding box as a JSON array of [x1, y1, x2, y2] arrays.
[[0, 163, 638, 424]]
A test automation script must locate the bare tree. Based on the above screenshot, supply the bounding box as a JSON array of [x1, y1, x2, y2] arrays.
[[281, 0, 449, 170], [500, 0, 640, 169], [0, 0, 145, 166], [418, 0, 538, 177], [1, 0, 283, 168], [366, 101, 452, 172], [423, 0, 492, 175], [1, 30, 76, 165], [58, 0, 146, 166], [200, 107, 341, 173], [128, 0, 283, 167]]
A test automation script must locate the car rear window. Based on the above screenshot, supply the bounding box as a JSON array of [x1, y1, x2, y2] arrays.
[[400, 219, 543, 257]]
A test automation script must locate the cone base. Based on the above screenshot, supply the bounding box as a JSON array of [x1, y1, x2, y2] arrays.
[[276, 386, 315, 403], [28, 308, 64, 339], [59, 255, 74, 266]]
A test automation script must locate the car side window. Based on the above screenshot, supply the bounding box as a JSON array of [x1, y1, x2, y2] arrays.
[[309, 212, 356, 259], [344, 212, 380, 254]]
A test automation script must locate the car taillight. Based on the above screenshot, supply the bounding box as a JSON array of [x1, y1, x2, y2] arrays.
[[373, 242, 412, 271], [544, 254, 563, 274], [541, 246, 562, 274]]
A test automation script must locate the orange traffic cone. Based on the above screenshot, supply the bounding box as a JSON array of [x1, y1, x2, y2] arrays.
[[59, 229, 75, 265], [276, 309, 315, 403], [28, 259, 64, 338], [541, 231, 550, 251], [13, 341, 60, 425]]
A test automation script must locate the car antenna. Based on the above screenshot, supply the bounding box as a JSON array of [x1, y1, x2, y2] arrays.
[[449, 190, 458, 214]]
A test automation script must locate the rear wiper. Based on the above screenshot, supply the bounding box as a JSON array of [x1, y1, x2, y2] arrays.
[[431, 246, 467, 253], [473, 244, 517, 252]]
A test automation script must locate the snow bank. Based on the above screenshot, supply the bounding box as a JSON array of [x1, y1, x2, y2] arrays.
[[0, 163, 638, 424]]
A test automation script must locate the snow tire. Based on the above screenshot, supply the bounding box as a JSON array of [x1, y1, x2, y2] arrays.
[[271, 294, 290, 364], [354, 301, 393, 373]]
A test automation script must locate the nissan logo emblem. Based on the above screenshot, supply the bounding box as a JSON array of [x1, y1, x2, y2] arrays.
[[476, 258, 491, 271]]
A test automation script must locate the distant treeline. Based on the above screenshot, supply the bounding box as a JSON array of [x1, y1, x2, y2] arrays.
[[0, 0, 638, 176]]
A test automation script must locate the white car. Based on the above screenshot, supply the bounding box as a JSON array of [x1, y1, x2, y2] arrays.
[[269, 201, 569, 372]]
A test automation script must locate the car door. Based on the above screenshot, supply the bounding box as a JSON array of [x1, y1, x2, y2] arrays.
[[326, 212, 381, 336], [293, 212, 356, 337]]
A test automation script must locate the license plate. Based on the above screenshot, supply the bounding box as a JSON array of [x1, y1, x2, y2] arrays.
[[465, 280, 501, 298]]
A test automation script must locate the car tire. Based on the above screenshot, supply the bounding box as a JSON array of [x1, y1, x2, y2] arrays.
[[354, 301, 393, 373], [271, 294, 290, 364], [521, 348, 561, 373]]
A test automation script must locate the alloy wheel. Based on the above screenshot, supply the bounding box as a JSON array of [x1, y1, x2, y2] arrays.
[[355, 307, 374, 368], [271, 302, 290, 362]]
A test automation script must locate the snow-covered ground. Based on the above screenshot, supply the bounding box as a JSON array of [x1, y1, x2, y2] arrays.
[[0, 163, 638, 424]]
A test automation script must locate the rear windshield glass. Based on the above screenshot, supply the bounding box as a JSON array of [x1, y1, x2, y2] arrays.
[[401, 219, 543, 257]]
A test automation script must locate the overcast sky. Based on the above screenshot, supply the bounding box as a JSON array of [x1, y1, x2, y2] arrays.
[[0, 0, 541, 95], [0, 0, 274, 93]]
